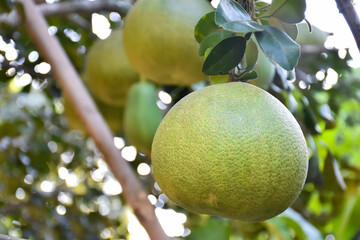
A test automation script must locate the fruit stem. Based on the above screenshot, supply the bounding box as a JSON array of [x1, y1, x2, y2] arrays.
[[228, 69, 236, 82], [140, 75, 148, 83], [236, 0, 256, 19]]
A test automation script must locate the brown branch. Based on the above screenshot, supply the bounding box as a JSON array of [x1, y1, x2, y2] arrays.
[[39, 0, 131, 17], [18, 1, 168, 240], [0, 235, 27, 240], [335, 0, 360, 52], [0, 0, 131, 27]]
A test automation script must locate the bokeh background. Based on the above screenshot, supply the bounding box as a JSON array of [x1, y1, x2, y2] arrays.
[[0, 0, 360, 239]]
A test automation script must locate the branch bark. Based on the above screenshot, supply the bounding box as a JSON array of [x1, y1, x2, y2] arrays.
[[0, 235, 27, 240], [0, 0, 131, 27], [335, 0, 360, 52], [18, 1, 168, 240], [39, 0, 131, 17]]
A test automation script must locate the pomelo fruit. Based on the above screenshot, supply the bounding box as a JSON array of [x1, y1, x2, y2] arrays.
[[151, 82, 308, 222], [85, 29, 139, 106], [296, 23, 329, 46], [123, 81, 163, 155], [248, 47, 276, 90], [123, 0, 213, 85]]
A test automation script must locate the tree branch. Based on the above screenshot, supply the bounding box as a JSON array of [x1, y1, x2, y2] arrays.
[[40, 0, 131, 17], [335, 0, 360, 52], [18, 1, 168, 240], [0, 0, 131, 27], [0, 235, 27, 240]]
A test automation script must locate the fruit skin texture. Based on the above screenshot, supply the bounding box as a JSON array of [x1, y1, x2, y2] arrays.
[[85, 29, 139, 106], [123, 0, 213, 86], [151, 82, 308, 222], [124, 81, 163, 155]]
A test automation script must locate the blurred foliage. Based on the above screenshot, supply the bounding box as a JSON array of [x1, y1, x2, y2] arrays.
[[0, 0, 360, 239]]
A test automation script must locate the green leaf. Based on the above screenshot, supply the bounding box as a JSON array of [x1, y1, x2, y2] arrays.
[[209, 75, 229, 84], [202, 36, 246, 75], [244, 38, 258, 71], [268, 17, 298, 40], [323, 151, 346, 192], [189, 217, 231, 240], [198, 30, 233, 56], [215, 0, 264, 33], [239, 71, 258, 82], [269, 0, 306, 24], [0, 0, 12, 13], [305, 154, 324, 187], [332, 192, 360, 239], [264, 218, 292, 240], [194, 11, 221, 43], [256, 1, 271, 10], [255, 25, 300, 70], [302, 99, 322, 135], [281, 208, 323, 240]]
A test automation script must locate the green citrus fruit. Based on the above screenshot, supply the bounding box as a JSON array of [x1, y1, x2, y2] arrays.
[[296, 23, 329, 46], [248, 47, 276, 90], [123, 0, 213, 85], [85, 29, 139, 106], [151, 82, 308, 222], [124, 81, 163, 155], [64, 95, 124, 133]]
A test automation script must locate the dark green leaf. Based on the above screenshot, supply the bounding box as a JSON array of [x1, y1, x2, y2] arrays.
[[302, 97, 322, 135], [215, 0, 264, 33], [269, 0, 306, 24], [244, 38, 258, 71], [323, 151, 346, 192], [202, 36, 246, 75], [239, 71, 258, 82], [0, 0, 12, 13], [305, 154, 324, 186], [194, 11, 220, 43], [320, 104, 336, 129], [255, 25, 300, 70], [198, 30, 233, 56]]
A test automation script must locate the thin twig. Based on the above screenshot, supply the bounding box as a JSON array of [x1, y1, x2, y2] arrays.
[[18, 1, 168, 240], [0, 0, 131, 27], [335, 0, 360, 52]]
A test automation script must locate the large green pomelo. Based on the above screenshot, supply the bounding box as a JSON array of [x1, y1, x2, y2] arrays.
[[152, 82, 308, 222]]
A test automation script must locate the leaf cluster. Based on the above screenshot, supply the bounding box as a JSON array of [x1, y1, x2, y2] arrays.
[[195, 0, 306, 81]]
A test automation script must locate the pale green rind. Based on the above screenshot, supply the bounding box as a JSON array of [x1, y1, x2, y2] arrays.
[[85, 29, 139, 106], [249, 48, 276, 90], [124, 81, 163, 155], [295, 23, 329, 46], [152, 82, 308, 222], [123, 0, 214, 85]]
